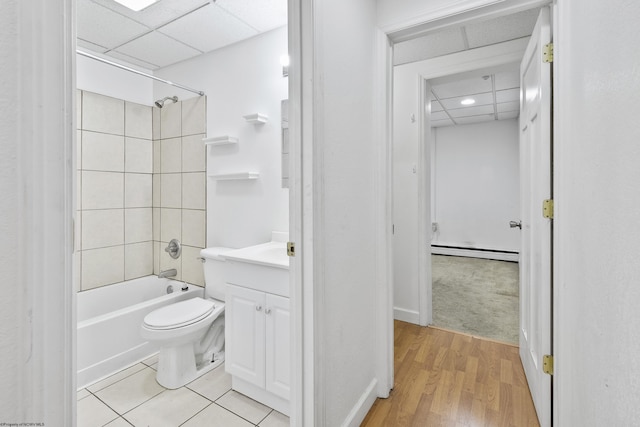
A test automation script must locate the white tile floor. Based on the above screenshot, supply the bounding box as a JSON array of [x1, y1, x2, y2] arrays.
[[77, 355, 289, 427]]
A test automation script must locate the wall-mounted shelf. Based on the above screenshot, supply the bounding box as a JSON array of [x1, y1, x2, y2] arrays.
[[203, 136, 238, 146], [243, 113, 268, 124], [209, 172, 260, 181]]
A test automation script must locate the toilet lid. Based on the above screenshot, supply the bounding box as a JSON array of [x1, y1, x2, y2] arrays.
[[144, 297, 215, 330]]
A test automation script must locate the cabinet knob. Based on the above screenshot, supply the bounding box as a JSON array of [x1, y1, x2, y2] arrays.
[[265, 308, 272, 315], [256, 305, 262, 311]]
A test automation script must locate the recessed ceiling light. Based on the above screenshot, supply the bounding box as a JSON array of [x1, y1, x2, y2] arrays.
[[113, 0, 158, 11], [460, 98, 476, 106]]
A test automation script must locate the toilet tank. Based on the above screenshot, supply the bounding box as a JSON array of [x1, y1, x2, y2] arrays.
[[200, 247, 234, 301]]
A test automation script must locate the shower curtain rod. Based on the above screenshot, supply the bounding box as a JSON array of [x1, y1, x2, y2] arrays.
[[77, 50, 205, 96]]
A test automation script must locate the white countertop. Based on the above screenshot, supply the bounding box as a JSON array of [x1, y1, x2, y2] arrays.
[[222, 241, 290, 270]]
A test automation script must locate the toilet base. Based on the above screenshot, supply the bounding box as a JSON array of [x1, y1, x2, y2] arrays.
[[155, 343, 224, 389]]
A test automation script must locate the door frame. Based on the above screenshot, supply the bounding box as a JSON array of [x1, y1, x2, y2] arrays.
[[393, 38, 530, 326]]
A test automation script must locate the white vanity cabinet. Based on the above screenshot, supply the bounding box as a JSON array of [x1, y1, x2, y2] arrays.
[[225, 284, 290, 401], [222, 236, 290, 416]]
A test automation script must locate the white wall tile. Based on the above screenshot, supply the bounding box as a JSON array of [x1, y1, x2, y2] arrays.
[[82, 209, 124, 250], [75, 210, 82, 251], [76, 90, 82, 130], [82, 131, 125, 172], [82, 91, 125, 135], [152, 106, 161, 139], [153, 140, 161, 173], [125, 102, 152, 140], [160, 137, 181, 173], [182, 172, 205, 209], [77, 130, 82, 170], [159, 243, 182, 280], [160, 101, 181, 139], [160, 208, 181, 243], [125, 173, 153, 207], [76, 171, 82, 210], [161, 173, 182, 208], [152, 173, 161, 208], [125, 242, 153, 280], [153, 241, 160, 275], [182, 134, 205, 172], [181, 96, 206, 136], [82, 171, 124, 210], [125, 138, 153, 173], [182, 209, 205, 247], [125, 208, 152, 244], [152, 208, 160, 241], [181, 245, 204, 286], [81, 246, 125, 290]]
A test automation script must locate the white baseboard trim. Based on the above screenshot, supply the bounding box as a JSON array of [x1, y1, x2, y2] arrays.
[[431, 246, 519, 262], [342, 378, 379, 427], [394, 307, 420, 324]]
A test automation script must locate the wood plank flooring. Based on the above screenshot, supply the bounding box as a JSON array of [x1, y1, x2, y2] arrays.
[[361, 321, 540, 427]]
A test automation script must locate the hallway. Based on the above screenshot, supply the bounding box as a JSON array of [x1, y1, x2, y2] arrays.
[[361, 321, 539, 426]]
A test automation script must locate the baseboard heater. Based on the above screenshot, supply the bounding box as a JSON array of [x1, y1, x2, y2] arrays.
[[431, 245, 519, 262]]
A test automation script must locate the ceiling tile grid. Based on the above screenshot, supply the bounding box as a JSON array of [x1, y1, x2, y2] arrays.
[[157, 3, 258, 53], [429, 68, 520, 127], [77, 0, 287, 70]]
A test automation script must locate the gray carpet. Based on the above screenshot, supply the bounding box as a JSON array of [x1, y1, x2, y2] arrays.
[[431, 255, 519, 344]]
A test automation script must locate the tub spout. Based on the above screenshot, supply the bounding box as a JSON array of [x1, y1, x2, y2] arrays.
[[158, 269, 177, 278]]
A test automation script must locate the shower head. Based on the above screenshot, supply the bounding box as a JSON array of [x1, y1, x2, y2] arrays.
[[154, 96, 178, 108]]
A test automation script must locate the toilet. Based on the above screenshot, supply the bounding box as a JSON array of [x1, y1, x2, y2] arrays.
[[141, 247, 232, 389]]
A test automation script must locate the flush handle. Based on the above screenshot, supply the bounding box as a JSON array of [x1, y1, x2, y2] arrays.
[[509, 220, 522, 229]]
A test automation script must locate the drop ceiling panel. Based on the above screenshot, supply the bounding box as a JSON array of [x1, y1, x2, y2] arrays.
[[496, 88, 520, 103], [439, 92, 494, 110], [215, 0, 288, 32], [432, 76, 492, 99], [158, 4, 258, 53], [114, 31, 202, 68], [494, 70, 520, 90], [498, 111, 519, 120], [456, 115, 498, 125], [431, 101, 444, 112], [432, 119, 454, 127], [497, 101, 519, 113], [465, 9, 539, 49], [78, 0, 151, 49], [431, 111, 450, 121], [105, 50, 159, 69], [77, 38, 109, 54], [89, 0, 209, 28], [448, 104, 495, 118], [394, 27, 466, 66]]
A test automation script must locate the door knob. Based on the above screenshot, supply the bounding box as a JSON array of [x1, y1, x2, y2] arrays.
[[509, 220, 522, 229]]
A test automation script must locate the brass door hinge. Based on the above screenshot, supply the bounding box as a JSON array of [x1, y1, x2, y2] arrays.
[[543, 354, 554, 375], [543, 43, 554, 63], [542, 199, 554, 219], [287, 242, 295, 257]]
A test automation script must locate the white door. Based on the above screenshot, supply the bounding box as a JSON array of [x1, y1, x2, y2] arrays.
[[225, 284, 266, 387], [519, 7, 552, 427], [265, 293, 291, 399]]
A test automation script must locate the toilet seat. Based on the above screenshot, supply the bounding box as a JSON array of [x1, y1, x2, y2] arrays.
[[144, 297, 217, 330]]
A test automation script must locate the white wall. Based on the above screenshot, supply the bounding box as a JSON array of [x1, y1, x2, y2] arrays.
[[555, 0, 640, 424], [76, 53, 154, 105], [307, 0, 381, 424], [432, 119, 519, 252], [154, 28, 289, 249]]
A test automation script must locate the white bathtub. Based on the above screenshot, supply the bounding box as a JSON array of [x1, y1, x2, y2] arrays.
[[77, 276, 202, 389]]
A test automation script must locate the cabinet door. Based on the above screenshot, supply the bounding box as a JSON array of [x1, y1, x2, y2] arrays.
[[265, 293, 290, 399], [225, 284, 266, 387]]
